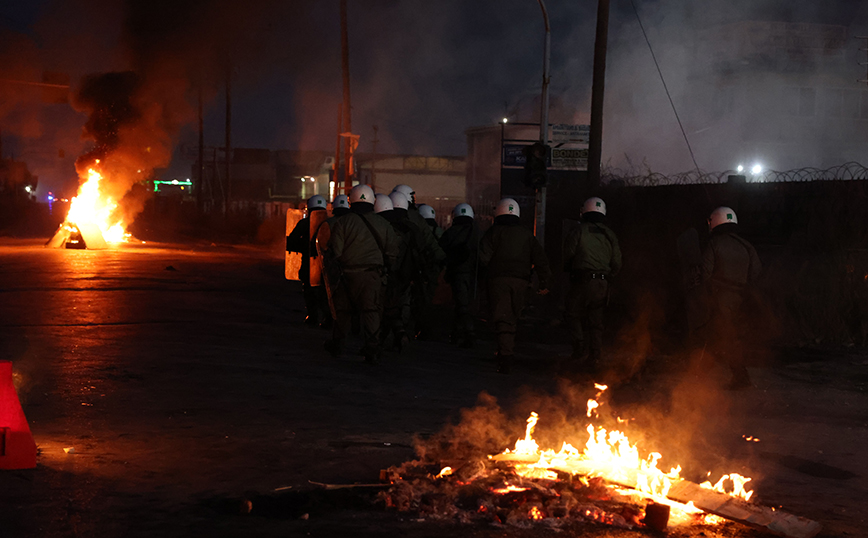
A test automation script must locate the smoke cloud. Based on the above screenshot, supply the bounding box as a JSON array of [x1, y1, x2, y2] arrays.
[[4, 0, 868, 199]]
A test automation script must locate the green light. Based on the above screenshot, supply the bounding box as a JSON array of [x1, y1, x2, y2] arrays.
[[153, 180, 193, 193]]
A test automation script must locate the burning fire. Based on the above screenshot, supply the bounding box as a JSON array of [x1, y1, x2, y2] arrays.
[[488, 384, 753, 525], [381, 383, 820, 537], [65, 167, 129, 243]]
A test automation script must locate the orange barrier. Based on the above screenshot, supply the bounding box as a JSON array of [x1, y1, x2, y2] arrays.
[[0, 361, 37, 469]]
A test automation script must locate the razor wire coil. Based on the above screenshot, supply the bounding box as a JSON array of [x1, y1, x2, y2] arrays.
[[601, 162, 868, 186]]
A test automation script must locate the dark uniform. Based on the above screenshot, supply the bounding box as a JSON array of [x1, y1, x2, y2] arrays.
[[287, 209, 329, 325], [439, 215, 481, 346], [323, 203, 398, 362], [408, 206, 445, 339], [425, 218, 444, 241], [563, 213, 622, 367], [479, 213, 551, 373], [701, 222, 761, 388], [381, 207, 427, 350]]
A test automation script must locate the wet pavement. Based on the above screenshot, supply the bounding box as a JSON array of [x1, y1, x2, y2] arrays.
[[0, 238, 865, 537]]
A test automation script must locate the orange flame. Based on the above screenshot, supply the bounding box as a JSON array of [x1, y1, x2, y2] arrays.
[[490, 384, 754, 525], [66, 168, 129, 243]]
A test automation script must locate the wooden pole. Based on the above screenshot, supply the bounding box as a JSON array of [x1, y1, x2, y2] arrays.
[[340, 0, 353, 192], [197, 85, 205, 212], [225, 64, 232, 215], [587, 0, 611, 191], [371, 125, 379, 192], [334, 104, 342, 197]]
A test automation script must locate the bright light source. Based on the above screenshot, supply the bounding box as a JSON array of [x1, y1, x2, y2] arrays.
[[751, 164, 762, 175], [736, 165, 744, 173], [171, 179, 179, 185], [502, 117, 509, 124], [300, 177, 305, 182], [24, 186, 32, 193]]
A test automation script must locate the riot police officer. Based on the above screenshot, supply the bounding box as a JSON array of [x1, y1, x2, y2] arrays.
[[563, 197, 622, 371]]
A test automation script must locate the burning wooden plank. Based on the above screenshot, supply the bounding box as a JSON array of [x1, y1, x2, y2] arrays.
[[667, 481, 821, 538], [490, 453, 821, 538]]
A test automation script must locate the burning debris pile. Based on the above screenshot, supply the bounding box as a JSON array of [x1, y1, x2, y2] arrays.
[[381, 459, 681, 531], [377, 385, 821, 538]]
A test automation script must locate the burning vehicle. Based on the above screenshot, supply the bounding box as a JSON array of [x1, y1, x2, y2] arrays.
[[46, 166, 130, 249], [46, 70, 174, 249]]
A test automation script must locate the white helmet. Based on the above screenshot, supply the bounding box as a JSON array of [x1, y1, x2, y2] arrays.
[[349, 184, 375, 205], [453, 203, 474, 219], [374, 193, 393, 213], [332, 194, 349, 210], [418, 204, 435, 220], [307, 195, 327, 211], [709, 206, 738, 230], [388, 191, 409, 210], [495, 197, 520, 217], [581, 197, 606, 216], [392, 184, 415, 204]]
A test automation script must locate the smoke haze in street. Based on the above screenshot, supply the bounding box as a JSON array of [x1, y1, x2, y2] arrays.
[[2, 0, 868, 195]]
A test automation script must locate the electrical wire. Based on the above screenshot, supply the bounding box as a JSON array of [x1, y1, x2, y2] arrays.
[[629, 0, 702, 175]]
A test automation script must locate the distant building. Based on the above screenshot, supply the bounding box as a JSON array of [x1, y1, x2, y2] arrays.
[[357, 154, 465, 224], [0, 158, 37, 201], [192, 149, 465, 224]]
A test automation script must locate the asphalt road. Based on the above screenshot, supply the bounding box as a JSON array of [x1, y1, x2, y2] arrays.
[[0, 239, 865, 538]]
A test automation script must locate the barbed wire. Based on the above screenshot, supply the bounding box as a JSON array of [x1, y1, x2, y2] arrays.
[[601, 162, 868, 186]]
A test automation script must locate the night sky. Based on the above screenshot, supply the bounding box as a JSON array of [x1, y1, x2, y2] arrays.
[[2, 0, 868, 196]]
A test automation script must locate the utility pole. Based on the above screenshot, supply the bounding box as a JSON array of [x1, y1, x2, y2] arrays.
[[197, 85, 205, 212], [371, 125, 379, 192], [225, 64, 232, 216], [334, 104, 342, 198], [587, 0, 611, 191], [535, 0, 551, 247], [340, 0, 354, 193]]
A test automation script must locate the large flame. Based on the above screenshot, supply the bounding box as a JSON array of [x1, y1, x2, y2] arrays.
[[488, 384, 753, 525], [65, 167, 129, 243]]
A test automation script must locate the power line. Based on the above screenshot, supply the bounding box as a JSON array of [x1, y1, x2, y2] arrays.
[[629, 0, 701, 175]]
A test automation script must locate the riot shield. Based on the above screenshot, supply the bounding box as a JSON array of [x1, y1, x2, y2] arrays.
[[285, 208, 304, 280], [315, 219, 339, 320], [308, 210, 328, 287]]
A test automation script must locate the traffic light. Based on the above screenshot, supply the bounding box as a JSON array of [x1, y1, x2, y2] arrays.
[[523, 142, 549, 188]]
